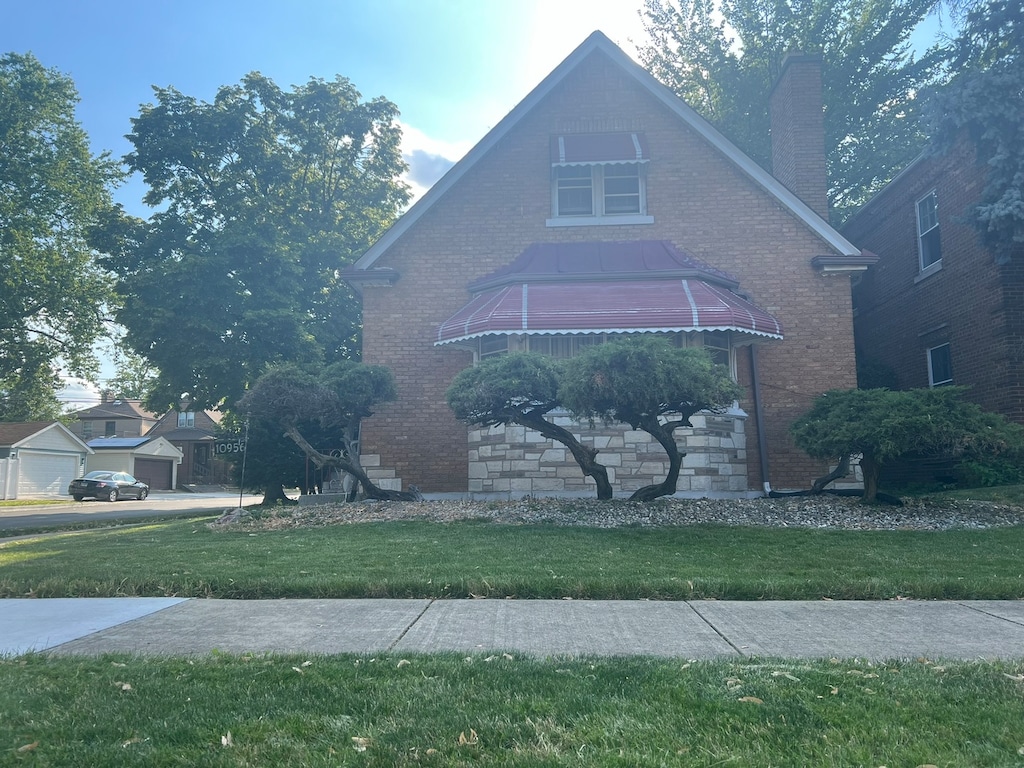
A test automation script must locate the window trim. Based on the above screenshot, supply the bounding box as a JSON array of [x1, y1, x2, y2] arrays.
[[927, 342, 953, 387], [547, 162, 653, 227], [916, 190, 942, 275]]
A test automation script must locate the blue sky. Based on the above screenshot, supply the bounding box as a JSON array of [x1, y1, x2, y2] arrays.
[[3, 0, 653, 215], [3, 1, 945, 406]]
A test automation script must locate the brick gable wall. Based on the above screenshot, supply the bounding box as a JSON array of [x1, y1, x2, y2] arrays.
[[359, 49, 858, 493], [844, 139, 1024, 424]]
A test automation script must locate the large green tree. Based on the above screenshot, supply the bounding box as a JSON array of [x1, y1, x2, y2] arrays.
[[638, 0, 947, 220], [928, 0, 1023, 264], [0, 53, 121, 420], [100, 73, 409, 411], [561, 338, 741, 502]]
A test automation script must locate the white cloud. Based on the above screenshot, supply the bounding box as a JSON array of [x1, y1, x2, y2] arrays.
[[398, 121, 475, 202], [58, 378, 101, 413]]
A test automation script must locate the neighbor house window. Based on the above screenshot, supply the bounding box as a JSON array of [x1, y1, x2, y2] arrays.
[[917, 191, 941, 271], [177, 411, 196, 428], [81, 421, 93, 439], [548, 133, 653, 227], [927, 343, 952, 387], [104, 421, 116, 437]]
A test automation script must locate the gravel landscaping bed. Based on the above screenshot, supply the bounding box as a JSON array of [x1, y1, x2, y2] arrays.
[[222, 494, 1024, 532]]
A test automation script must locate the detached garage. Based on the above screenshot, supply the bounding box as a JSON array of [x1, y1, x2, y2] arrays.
[[86, 436, 183, 490], [0, 422, 92, 500]]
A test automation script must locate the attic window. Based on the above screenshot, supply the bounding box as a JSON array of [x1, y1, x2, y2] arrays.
[[547, 133, 653, 227]]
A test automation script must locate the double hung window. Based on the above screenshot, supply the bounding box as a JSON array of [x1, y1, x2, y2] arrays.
[[917, 192, 942, 272], [927, 343, 952, 387]]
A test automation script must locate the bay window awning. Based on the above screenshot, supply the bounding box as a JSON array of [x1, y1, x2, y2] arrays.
[[436, 240, 783, 346], [550, 132, 649, 166]]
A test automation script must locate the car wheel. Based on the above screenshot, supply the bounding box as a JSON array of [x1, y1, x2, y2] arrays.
[[73, 495, 84, 502], [106, 488, 119, 502], [138, 488, 148, 500]]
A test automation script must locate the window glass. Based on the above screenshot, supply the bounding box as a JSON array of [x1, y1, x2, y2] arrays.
[[555, 166, 593, 216], [177, 411, 196, 428], [928, 343, 953, 386], [602, 164, 641, 214], [917, 192, 942, 269], [479, 336, 509, 358]]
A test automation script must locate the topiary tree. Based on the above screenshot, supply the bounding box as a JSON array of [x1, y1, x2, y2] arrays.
[[791, 387, 1024, 502], [446, 352, 613, 499], [239, 362, 419, 501], [561, 337, 742, 502]]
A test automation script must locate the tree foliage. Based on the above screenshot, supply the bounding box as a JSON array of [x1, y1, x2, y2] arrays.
[[446, 353, 614, 499], [562, 338, 742, 501], [99, 73, 409, 411], [0, 52, 121, 420], [239, 362, 418, 501], [928, 0, 1024, 264], [638, 0, 947, 220], [791, 387, 1024, 501]]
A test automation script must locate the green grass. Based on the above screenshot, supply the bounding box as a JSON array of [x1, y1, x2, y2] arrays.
[[3, 653, 1024, 766], [924, 484, 1024, 505], [0, 499, 66, 508], [2, 517, 1023, 600]]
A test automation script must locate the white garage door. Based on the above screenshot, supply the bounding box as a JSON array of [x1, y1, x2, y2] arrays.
[[18, 452, 79, 497]]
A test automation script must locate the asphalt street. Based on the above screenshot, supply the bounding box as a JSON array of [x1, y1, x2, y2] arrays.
[[0, 491, 263, 531]]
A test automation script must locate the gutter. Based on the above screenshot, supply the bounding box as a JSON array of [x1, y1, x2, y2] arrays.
[[749, 345, 772, 495]]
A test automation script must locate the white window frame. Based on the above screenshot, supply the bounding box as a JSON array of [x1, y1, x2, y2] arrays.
[[177, 411, 196, 428], [916, 191, 942, 277], [927, 343, 953, 387], [547, 163, 653, 227]]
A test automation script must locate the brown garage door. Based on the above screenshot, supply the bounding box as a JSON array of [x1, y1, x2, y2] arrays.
[[134, 458, 173, 490]]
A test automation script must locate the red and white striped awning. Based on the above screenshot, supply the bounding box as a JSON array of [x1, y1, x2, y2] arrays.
[[436, 241, 782, 345]]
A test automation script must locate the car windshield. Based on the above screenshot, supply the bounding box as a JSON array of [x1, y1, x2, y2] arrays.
[[84, 471, 115, 480]]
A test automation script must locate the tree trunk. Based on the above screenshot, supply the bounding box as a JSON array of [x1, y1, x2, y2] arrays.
[[860, 452, 881, 503], [283, 425, 421, 501], [628, 418, 684, 502], [519, 412, 613, 500], [810, 455, 850, 494], [261, 483, 293, 505]]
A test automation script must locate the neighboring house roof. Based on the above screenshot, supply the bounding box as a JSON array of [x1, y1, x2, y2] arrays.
[[72, 400, 158, 422], [436, 240, 783, 344], [150, 428, 216, 442], [87, 437, 152, 449], [348, 30, 860, 288], [0, 421, 93, 452]]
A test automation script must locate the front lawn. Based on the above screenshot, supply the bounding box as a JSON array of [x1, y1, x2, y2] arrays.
[[2, 516, 1022, 600], [4, 654, 1024, 766]]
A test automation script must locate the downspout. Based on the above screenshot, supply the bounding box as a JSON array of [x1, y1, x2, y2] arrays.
[[749, 345, 772, 495]]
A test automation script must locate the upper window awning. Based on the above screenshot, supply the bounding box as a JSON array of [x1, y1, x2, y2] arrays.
[[550, 132, 649, 166]]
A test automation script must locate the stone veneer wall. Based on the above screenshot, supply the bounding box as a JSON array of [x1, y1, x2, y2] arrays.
[[465, 409, 750, 498]]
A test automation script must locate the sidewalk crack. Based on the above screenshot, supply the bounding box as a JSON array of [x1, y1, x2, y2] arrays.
[[686, 602, 746, 657], [957, 602, 1024, 628], [386, 599, 435, 652]]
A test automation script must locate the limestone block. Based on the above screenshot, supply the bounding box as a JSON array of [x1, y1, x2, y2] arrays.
[[624, 430, 651, 443], [469, 463, 489, 479], [682, 453, 710, 468], [600, 452, 623, 467], [511, 460, 540, 472], [540, 448, 566, 463], [510, 478, 533, 491], [360, 454, 381, 468], [532, 478, 565, 491]]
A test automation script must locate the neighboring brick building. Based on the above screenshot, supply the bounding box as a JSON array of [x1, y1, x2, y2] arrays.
[[843, 139, 1024, 425], [346, 34, 873, 497]]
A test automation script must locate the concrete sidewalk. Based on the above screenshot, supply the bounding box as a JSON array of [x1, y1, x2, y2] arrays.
[[3, 598, 1024, 659]]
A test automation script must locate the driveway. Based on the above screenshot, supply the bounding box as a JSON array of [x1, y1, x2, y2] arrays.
[[0, 491, 265, 532]]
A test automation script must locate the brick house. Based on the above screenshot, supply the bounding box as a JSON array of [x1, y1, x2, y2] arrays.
[[843, 138, 1024, 425], [146, 399, 231, 486], [345, 33, 874, 498]]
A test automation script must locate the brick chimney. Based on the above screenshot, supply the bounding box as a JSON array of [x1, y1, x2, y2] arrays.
[[769, 52, 829, 220]]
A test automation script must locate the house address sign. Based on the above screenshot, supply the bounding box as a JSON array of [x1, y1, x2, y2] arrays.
[[214, 440, 247, 455]]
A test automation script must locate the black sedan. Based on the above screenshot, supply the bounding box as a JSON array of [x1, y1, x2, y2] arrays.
[[68, 471, 150, 502]]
